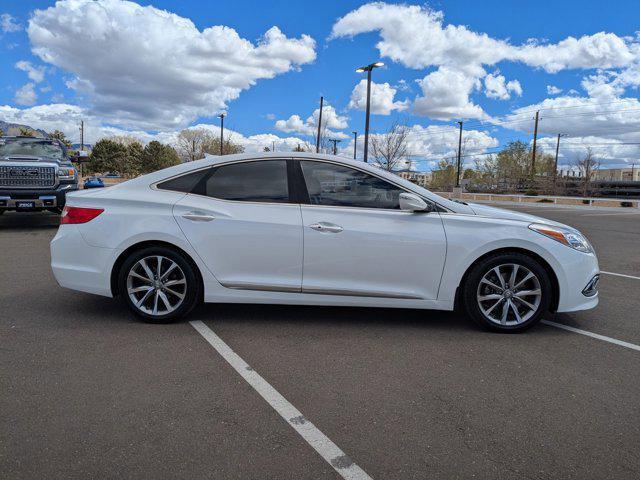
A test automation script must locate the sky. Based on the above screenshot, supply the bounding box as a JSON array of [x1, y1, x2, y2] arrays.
[[1, 0, 639, 171]]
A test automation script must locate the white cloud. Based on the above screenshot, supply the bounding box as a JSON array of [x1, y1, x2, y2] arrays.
[[14, 83, 37, 106], [0, 103, 312, 153], [347, 79, 409, 114], [275, 105, 349, 139], [331, 3, 640, 120], [331, 3, 637, 73], [484, 72, 522, 100], [15, 61, 46, 83], [413, 67, 487, 120], [547, 85, 563, 95], [27, 0, 316, 130], [1, 13, 21, 33]]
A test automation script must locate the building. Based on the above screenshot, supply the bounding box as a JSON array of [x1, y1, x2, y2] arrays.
[[592, 167, 640, 182], [395, 170, 432, 187]]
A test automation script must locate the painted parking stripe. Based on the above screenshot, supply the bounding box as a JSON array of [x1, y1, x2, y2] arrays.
[[542, 320, 640, 352], [601, 270, 640, 281], [190, 320, 373, 480]]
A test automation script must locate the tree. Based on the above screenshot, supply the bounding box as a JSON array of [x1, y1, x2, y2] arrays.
[[202, 134, 244, 156], [48, 129, 72, 148], [19, 127, 35, 137], [429, 158, 457, 191], [176, 129, 208, 162], [87, 139, 127, 175], [574, 147, 600, 196], [141, 141, 181, 173], [370, 123, 410, 171]]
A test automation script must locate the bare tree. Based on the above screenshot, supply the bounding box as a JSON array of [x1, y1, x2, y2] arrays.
[[370, 123, 410, 171], [175, 128, 211, 162], [574, 147, 600, 196]]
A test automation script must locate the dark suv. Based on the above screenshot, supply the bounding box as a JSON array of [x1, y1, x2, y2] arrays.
[[0, 136, 84, 214]]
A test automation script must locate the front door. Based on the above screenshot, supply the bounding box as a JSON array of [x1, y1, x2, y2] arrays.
[[298, 160, 447, 300], [173, 159, 303, 292]]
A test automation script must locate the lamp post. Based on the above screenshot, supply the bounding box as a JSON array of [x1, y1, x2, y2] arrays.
[[218, 113, 225, 155], [356, 61, 384, 163], [553, 133, 567, 194]]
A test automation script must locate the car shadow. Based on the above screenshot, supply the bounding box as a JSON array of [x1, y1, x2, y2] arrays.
[[190, 302, 480, 333]]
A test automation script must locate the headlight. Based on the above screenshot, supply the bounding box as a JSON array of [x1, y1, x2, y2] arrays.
[[529, 223, 593, 253], [57, 167, 76, 179]]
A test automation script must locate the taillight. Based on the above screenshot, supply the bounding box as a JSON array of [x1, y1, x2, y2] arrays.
[[60, 206, 104, 224]]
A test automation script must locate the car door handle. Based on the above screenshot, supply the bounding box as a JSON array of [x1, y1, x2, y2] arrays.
[[309, 222, 343, 233], [182, 211, 215, 222]]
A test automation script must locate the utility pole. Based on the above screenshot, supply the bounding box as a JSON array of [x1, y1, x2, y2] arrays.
[[218, 113, 225, 155], [80, 120, 84, 151], [553, 133, 567, 194], [455, 121, 463, 187], [315, 96, 323, 153], [352, 131, 358, 159], [329, 139, 341, 155], [530, 110, 540, 181], [272, 141, 276, 152]]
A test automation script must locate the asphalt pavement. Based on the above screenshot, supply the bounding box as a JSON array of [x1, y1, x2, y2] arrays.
[[1, 205, 639, 480]]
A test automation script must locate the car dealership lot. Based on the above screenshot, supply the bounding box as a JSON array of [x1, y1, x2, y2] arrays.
[[1, 206, 639, 479]]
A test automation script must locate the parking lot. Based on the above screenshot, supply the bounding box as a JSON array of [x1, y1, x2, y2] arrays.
[[1, 204, 639, 480]]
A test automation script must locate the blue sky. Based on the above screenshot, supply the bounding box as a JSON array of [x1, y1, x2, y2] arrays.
[[1, 0, 639, 169]]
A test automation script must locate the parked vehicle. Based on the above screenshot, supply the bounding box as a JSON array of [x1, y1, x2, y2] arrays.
[[50, 153, 599, 332], [0, 136, 86, 214], [83, 176, 104, 189]]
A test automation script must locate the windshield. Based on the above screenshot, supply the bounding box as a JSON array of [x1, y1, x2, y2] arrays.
[[0, 138, 66, 160]]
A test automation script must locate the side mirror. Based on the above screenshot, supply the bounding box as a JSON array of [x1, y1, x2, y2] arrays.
[[73, 151, 90, 163], [399, 192, 432, 212]]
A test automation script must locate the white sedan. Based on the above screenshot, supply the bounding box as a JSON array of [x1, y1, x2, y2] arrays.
[[50, 153, 599, 332]]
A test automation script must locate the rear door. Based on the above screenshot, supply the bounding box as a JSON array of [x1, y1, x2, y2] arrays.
[[171, 159, 303, 292], [297, 159, 447, 300]]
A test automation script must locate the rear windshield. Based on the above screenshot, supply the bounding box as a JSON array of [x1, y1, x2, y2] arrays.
[[0, 138, 65, 160]]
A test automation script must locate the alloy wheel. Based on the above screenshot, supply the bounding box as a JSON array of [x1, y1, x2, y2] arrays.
[[126, 255, 187, 316], [476, 263, 542, 326]]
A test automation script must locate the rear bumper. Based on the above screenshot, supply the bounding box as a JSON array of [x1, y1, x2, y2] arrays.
[[0, 183, 78, 209], [50, 224, 117, 297]]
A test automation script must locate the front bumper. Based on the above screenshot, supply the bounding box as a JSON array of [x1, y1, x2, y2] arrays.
[[0, 183, 78, 209], [556, 251, 600, 313]]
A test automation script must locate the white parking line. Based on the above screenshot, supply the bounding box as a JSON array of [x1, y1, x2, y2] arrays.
[[601, 270, 640, 281], [190, 320, 373, 480], [579, 212, 640, 217], [542, 320, 640, 352]]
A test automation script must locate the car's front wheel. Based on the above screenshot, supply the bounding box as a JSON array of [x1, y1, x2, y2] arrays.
[[118, 246, 200, 323], [462, 252, 552, 332]]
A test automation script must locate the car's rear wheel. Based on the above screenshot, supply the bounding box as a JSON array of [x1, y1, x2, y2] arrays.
[[118, 246, 200, 323], [462, 252, 552, 332]]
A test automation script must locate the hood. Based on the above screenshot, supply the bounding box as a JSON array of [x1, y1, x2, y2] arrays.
[[467, 202, 571, 229]]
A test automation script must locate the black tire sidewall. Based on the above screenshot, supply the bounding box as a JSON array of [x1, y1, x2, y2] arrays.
[[463, 252, 552, 332], [118, 246, 199, 323]]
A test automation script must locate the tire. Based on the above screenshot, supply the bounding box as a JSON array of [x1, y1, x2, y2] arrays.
[[118, 246, 200, 323], [462, 252, 552, 333]]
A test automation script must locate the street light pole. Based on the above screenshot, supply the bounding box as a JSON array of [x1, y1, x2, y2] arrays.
[[455, 121, 463, 188], [316, 96, 323, 153], [352, 131, 358, 159], [218, 113, 225, 156], [356, 61, 384, 163]]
